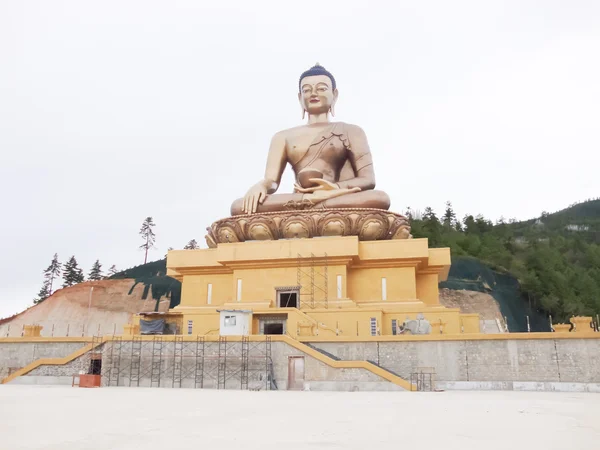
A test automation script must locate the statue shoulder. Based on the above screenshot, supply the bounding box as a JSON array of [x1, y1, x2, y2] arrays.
[[336, 123, 368, 148], [269, 130, 291, 145], [339, 122, 366, 135], [271, 125, 304, 141]]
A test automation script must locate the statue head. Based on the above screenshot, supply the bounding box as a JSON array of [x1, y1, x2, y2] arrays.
[[298, 63, 339, 118]]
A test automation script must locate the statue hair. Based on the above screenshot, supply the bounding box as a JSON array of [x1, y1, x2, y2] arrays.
[[299, 63, 336, 92]]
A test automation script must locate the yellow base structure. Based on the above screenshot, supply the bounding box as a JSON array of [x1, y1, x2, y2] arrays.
[[156, 236, 479, 338]]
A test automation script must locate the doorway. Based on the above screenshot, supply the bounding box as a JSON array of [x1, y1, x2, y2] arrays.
[[89, 357, 102, 375], [264, 323, 284, 335], [256, 314, 287, 335], [288, 356, 305, 390]]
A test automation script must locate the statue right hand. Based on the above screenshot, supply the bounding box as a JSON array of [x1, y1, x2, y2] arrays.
[[243, 181, 269, 214]]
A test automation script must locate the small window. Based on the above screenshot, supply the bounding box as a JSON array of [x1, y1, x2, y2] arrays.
[[370, 317, 377, 336], [224, 315, 237, 327], [187, 320, 193, 335], [391, 319, 397, 335], [278, 291, 298, 308], [236, 279, 242, 302]]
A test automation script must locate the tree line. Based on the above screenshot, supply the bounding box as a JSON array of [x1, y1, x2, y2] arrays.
[[409, 201, 600, 322], [34, 216, 201, 304], [34, 254, 118, 303]]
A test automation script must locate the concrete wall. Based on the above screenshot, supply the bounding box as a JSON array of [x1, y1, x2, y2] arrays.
[[312, 338, 600, 384], [269, 342, 401, 391], [0, 342, 87, 379], [6, 337, 599, 391], [4, 339, 398, 391]]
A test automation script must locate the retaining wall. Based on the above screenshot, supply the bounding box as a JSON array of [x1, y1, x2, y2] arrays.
[[3, 336, 599, 391], [311, 338, 600, 385], [3, 339, 401, 391], [0, 341, 87, 379]]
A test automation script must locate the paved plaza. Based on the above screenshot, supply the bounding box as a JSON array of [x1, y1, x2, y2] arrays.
[[0, 385, 598, 450]]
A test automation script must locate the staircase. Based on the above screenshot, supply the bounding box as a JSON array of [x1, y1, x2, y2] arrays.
[[305, 343, 341, 361]]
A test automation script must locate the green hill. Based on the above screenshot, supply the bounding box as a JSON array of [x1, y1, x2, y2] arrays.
[[413, 199, 600, 323]]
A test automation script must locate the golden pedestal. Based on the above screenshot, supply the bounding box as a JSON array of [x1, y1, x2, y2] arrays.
[[205, 208, 411, 248], [164, 235, 480, 338]]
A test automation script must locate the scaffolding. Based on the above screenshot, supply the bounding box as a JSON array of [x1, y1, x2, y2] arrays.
[[217, 336, 227, 389], [195, 336, 205, 388], [172, 335, 183, 388], [150, 335, 163, 387], [241, 336, 249, 390], [410, 368, 436, 391], [106, 336, 122, 387], [102, 336, 274, 390], [265, 336, 272, 390], [129, 335, 142, 387], [297, 253, 328, 309]]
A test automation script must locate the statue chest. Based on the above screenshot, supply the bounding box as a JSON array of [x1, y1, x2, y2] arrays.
[[286, 134, 348, 168]]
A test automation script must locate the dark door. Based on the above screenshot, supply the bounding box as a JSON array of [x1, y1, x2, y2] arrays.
[[264, 323, 284, 335]]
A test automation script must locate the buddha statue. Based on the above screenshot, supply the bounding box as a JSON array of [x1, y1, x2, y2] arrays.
[[230, 64, 391, 216]]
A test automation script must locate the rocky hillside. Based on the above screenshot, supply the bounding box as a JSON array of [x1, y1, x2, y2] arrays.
[[0, 279, 171, 337]]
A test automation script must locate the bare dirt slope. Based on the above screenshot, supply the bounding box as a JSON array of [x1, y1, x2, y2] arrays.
[[0, 280, 170, 337], [439, 288, 503, 320], [439, 288, 505, 332]]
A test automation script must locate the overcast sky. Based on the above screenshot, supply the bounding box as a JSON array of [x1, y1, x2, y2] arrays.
[[1, 1, 599, 318]]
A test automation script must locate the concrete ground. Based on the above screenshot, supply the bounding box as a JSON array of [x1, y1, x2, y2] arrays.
[[0, 386, 598, 450]]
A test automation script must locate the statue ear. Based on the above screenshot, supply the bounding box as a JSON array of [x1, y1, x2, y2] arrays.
[[298, 92, 306, 120], [330, 89, 339, 117]]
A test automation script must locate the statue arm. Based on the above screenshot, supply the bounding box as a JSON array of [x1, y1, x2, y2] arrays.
[[336, 125, 376, 191], [263, 132, 287, 193], [241, 132, 287, 214]]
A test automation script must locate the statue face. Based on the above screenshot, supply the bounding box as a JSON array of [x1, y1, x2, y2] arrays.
[[298, 75, 338, 116]]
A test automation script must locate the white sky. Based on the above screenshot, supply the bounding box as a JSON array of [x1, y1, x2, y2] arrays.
[[1, 1, 599, 318]]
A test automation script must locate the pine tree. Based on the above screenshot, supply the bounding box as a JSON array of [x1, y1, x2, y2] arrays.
[[463, 214, 478, 234], [184, 239, 199, 250], [422, 207, 438, 222], [34, 279, 51, 304], [107, 265, 118, 277], [442, 201, 456, 230], [139, 216, 156, 264], [422, 207, 442, 246], [88, 260, 103, 281], [62, 256, 84, 287], [43, 253, 61, 296]]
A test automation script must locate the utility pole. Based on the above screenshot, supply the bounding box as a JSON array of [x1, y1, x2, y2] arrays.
[[88, 286, 94, 313]]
